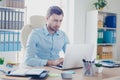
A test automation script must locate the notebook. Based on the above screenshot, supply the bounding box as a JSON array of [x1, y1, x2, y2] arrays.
[[99, 60, 120, 68], [51, 44, 95, 70], [6, 68, 49, 79]]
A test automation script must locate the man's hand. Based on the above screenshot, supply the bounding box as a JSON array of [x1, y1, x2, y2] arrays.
[[47, 58, 64, 66]]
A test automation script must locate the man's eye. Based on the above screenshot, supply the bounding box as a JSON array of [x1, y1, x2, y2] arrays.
[[60, 20, 62, 22], [54, 20, 58, 22], [54, 20, 62, 23]]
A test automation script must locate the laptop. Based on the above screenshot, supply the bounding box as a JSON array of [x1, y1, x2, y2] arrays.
[[51, 44, 95, 70]]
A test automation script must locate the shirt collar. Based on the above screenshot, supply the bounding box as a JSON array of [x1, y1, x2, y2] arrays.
[[43, 25, 60, 36]]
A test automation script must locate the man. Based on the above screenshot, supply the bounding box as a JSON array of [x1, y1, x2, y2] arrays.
[[25, 6, 69, 66]]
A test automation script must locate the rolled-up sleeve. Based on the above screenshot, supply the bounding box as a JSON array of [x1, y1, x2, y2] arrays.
[[62, 33, 70, 53], [25, 31, 47, 66]]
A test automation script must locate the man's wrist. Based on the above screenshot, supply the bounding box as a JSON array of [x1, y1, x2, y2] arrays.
[[47, 60, 53, 66]]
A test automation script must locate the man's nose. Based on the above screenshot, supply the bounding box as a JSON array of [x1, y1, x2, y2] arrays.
[[56, 21, 61, 26]]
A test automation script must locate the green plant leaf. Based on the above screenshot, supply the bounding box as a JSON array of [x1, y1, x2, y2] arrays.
[[93, 3, 100, 9], [93, 0, 107, 9], [0, 57, 4, 64]]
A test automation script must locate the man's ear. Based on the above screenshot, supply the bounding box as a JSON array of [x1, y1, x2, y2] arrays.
[[46, 16, 49, 20]]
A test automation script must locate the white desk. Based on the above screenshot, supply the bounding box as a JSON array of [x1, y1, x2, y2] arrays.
[[1, 66, 120, 80]]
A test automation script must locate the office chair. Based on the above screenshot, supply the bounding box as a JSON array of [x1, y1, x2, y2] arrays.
[[20, 15, 46, 49], [19, 15, 46, 64]]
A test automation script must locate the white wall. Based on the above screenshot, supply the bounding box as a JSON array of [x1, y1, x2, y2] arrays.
[[65, 0, 88, 44], [73, 0, 88, 44]]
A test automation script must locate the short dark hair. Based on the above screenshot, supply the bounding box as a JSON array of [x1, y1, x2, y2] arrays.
[[46, 6, 64, 17]]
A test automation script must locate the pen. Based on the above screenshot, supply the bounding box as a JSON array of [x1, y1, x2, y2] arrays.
[[82, 59, 86, 63]]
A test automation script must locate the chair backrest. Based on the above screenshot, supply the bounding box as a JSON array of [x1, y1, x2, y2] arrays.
[[20, 15, 46, 49]]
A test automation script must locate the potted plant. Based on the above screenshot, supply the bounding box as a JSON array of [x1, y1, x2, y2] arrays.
[[0, 57, 4, 65], [93, 0, 107, 10]]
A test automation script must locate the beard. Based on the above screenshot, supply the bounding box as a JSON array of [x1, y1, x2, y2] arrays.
[[49, 26, 59, 32]]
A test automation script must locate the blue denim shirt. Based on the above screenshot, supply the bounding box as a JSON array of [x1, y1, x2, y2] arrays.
[[25, 26, 69, 66]]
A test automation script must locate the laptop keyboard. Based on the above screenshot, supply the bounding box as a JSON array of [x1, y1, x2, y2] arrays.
[[57, 64, 63, 68]]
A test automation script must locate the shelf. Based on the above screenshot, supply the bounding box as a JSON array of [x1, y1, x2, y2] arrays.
[[86, 10, 117, 60], [0, 0, 25, 52], [98, 11, 116, 16], [97, 43, 115, 46], [98, 27, 116, 30], [0, 0, 25, 10], [0, 29, 21, 32], [0, 7, 25, 12]]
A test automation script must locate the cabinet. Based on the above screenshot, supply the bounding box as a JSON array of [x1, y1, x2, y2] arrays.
[[85, 10, 117, 60], [0, 0, 25, 52]]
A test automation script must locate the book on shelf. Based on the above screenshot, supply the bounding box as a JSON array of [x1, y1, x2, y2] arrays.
[[105, 15, 116, 28], [97, 45, 113, 59], [98, 30, 103, 43], [0, 31, 4, 51], [0, 30, 21, 51], [1, 9, 4, 29], [0, 8, 24, 29], [0, 0, 25, 8], [103, 30, 116, 43], [98, 14, 104, 28], [0, 9, 1, 29], [97, 45, 113, 53], [100, 52, 112, 59]]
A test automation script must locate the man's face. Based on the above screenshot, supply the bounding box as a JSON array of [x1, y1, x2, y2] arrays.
[[46, 14, 63, 32]]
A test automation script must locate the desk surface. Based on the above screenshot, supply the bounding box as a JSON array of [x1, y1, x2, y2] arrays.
[[1, 66, 120, 80]]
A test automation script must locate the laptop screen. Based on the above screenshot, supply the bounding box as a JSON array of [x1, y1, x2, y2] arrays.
[[62, 44, 95, 69]]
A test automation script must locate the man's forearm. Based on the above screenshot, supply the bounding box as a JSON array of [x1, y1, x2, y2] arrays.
[[25, 58, 47, 66], [47, 59, 64, 66]]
